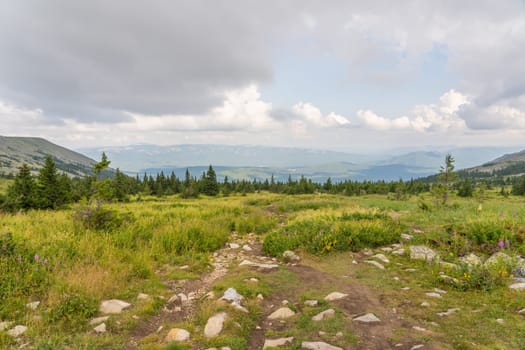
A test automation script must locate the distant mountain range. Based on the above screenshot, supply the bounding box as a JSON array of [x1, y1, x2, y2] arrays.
[[78, 144, 523, 182], [0, 136, 95, 177]]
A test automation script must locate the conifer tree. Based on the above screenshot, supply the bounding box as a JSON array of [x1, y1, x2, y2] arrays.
[[203, 165, 218, 196], [37, 155, 60, 209], [7, 163, 35, 210]]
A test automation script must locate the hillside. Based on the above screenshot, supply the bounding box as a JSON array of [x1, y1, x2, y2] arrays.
[[463, 148, 525, 178], [0, 136, 96, 177]]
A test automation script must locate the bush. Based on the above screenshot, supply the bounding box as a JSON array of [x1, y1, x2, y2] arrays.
[[440, 262, 513, 291], [74, 206, 132, 231], [48, 293, 98, 330]]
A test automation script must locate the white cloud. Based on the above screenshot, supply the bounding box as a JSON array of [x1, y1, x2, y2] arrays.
[[359, 89, 468, 132], [292, 102, 351, 127]]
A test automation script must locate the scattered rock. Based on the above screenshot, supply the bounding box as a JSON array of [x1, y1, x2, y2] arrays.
[[437, 308, 460, 316], [485, 252, 513, 268], [381, 247, 393, 252], [99, 299, 131, 314], [263, 336, 294, 349], [257, 294, 264, 301], [412, 326, 427, 332], [283, 250, 300, 262], [372, 254, 390, 263], [165, 328, 191, 342], [242, 244, 253, 252], [392, 248, 405, 256], [7, 325, 27, 337], [362, 248, 373, 256], [324, 292, 348, 301], [425, 292, 442, 298], [93, 323, 106, 333], [137, 293, 150, 300], [26, 301, 40, 310], [204, 312, 227, 338], [509, 282, 525, 291], [221, 288, 244, 306], [410, 345, 424, 350], [179, 265, 190, 270], [301, 341, 343, 350], [512, 266, 525, 278], [312, 309, 335, 321], [227, 243, 240, 249], [239, 259, 279, 269], [460, 253, 482, 266], [281, 300, 289, 305], [410, 246, 438, 263], [434, 288, 447, 294], [421, 302, 430, 307], [304, 300, 318, 307], [401, 233, 413, 240], [89, 316, 110, 325], [353, 313, 381, 323], [439, 262, 458, 269], [268, 307, 295, 320], [365, 260, 385, 269]]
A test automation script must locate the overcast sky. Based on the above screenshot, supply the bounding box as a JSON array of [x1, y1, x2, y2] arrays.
[[1, 1, 524, 152]]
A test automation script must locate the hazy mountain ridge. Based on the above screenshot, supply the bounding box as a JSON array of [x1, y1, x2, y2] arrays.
[[0, 136, 96, 177], [465, 149, 525, 176]]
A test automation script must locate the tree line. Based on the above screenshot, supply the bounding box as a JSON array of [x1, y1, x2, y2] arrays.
[[2, 153, 525, 212]]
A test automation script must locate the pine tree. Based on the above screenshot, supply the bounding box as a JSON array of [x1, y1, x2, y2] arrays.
[[37, 155, 60, 209], [7, 164, 35, 210], [437, 154, 457, 205], [113, 168, 128, 202], [203, 165, 218, 196]]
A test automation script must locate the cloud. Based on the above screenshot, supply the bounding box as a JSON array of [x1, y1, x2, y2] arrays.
[[359, 89, 468, 132], [292, 102, 351, 127]]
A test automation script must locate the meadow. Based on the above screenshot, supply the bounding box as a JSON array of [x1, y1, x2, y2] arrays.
[[1, 191, 525, 349]]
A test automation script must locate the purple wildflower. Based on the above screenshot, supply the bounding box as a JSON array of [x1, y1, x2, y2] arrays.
[[505, 239, 510, 247], [34, 254, 40, 262], [498, 239, 505, 249]]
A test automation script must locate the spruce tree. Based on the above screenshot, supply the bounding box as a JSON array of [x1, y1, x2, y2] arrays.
[[203, 165, 218, 196], [37, 155, 60, 209], [7, 164, 35, 210]]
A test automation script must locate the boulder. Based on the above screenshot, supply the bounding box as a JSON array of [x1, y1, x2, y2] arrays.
[[268, 307, 295, 320], [99, 299, 131, 314], [301, 341, 343, 350], [410, 246, 438, 263], [283, 250, 300, 262], [165, 328, 190, 342], [221, 288, 244, 306], [324, 292, 348, 301], [365, 260, 385, 270], [7, 325, 27, 337], [312, 309, 335, 321], [204, 312, 227, 338], [353, 313, 380, 323], [263, 337, 294, 349]]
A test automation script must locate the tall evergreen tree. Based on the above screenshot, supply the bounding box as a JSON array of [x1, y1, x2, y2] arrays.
[[37, 155, 60, 209], [203, 165, 218, 196], [7, 164, 35, 210]]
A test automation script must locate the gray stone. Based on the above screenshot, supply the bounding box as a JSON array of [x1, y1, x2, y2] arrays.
[[93, 323, 106, 333], [7, 325, 27, 337], [425, 292, 442, 298], [509, 282, 525, 291], [301, 341, 343, 350], [485, 252, 513, 268], [89, 316, 110, 325], [227, 243, 240, 249], [263, 336, 294, 349], [268, 307, 295, 320], [165, 328, 190, 342], [26, 301, 40, 310], [0, 321, 13, 331], [401, 233, 413, 240], [437, 308, 460, 316], [239, 259, 279, 269], [304, 300, 318, 307], [312, 309, 335, 321], [410, 246, 438, 262], [353, 313, 381, 323], [392, 248, 405, 256], [137, 293, 150, 300], [512, 266, 525, 278], [283, 250, 300, 262], [372, 254, 390, 263], [242, 244, 253, 251], [410, 345, 424, 350], [99, 299, 131, 314], [204, 312, 227, 338], [221, 288, 244, 306], [365, 260, 385, 269], [324, 292, 348, 301]]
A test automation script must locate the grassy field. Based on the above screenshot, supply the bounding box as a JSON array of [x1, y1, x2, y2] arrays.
[[1, 192, 525, 349]]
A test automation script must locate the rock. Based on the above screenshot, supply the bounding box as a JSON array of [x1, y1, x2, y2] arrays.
[[304, 300, 318, 307], [268, 307, 295, 320], [281, 300, 289, 305], [312, 309, 335, 321], [99, 299, 131, 314], [257, 294, 264, 301], [324, 292, 348, 301], [221, 288, 244, 306], [227, 243, 240, 249], [137, 293, 150, 300], [401, 287, 410, 291], [434, 288, 447, 294], [381, 247, 393, 252], [410, 245, 438, 262], [283, 250, 300, 262], [352, 260, 358, 264], [405, 268, 418, 272], [89, 316, 110, 325], [412, 326, 427, 332], [392, 248, 405, 256], [509, 283, 525, 291], [242, 244, 253, 251], [178, 293, 189, 303], [263, 336, 294, 349], [7, 325, 27, 337], [372, 254, 390, 263], [438, 274, 459, 284], [485, 252, 513, 268], [26, 301, 40, 310], [401, 233, 413, 240], [421, 302, 430, 307], [335, 331, 343, 338], [168, 294, 179, 303], [362, 248, 373, 256], [93, 323, 106, 333], [318, 331, 326, 336], [518, 308, 525, 314], [365, 260, 385, 269], [439, 262, 458, 269], [353, 313, 381, 323], [179, 265, 190, 270], [410, 345, 424, 350], [204, 312, 227, 338], [460, 253, 482, 266], [497, 318, 505, 325], [437, 308, 460, 316], [165, 328, 190, 342], [512, 266, 525, 278], [425, 292, 442, 298], [239, 259, 279, 269], [301, 341, 343, 350], [0, 321, 13, 331]]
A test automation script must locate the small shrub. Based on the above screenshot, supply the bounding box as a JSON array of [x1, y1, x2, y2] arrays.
[[74, 206, 132, 231], [47, 293, 98, 330]]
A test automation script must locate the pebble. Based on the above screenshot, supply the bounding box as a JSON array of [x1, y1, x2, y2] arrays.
[[165, 328, 191, 342], [89, 316, 110, 325], [99, 299, 131, 314], [324, 292, 348, 301], [365, 260, 385, 269], [268, 307, 295, 320], [312, 309, 335, 321], [425, 292, 442, 298], [7, 325, 27, 337], [301, 341, 343, 350], [263, 337, 294, 349], [204, 312, 227, 338], [437, 308, 460, 317], [353, 313, 381, 323], [93, 323, 106, 333], [304, 300, 318, 307]]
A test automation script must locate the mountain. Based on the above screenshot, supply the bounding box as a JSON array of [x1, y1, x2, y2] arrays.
[[0, 136, 96, 177], [80, 143, 523, 182], [464, 149, 525, 177]]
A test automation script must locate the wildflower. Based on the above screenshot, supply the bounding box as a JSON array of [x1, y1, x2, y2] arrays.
[[505, 239, 510, 247], [16, 255, 22, 262], [498, 240, 505, 249], [34, 254, 40, 262]]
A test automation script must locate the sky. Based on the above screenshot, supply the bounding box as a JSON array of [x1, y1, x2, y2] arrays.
[[1, 1, 525, 152]]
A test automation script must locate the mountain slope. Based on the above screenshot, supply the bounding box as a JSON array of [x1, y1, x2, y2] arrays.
[[0, 136, 96, 177]]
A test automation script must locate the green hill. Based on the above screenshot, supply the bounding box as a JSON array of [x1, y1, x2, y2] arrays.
[[0, 136, 96, 177]]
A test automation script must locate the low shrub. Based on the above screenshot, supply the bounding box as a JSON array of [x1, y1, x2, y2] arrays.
[[74, 206, 133, 231], [47, 292, 98, 330]]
